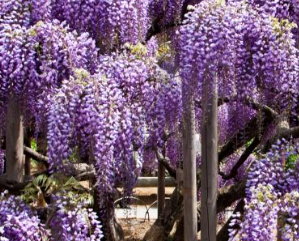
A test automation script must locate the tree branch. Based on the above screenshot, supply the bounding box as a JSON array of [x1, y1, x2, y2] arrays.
[[277, 126, 299, 140], [219, 110, 273, 163], [155, 148, 177, 179], [196, 96, 278, 118], [216, 180, 246, 214], [220, 137, 260, 180], [171, 180, 247, 241]]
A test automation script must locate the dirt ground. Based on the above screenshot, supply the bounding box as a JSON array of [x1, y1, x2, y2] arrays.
[[120, 218, 155, 241], [117, 187, 174, 240]]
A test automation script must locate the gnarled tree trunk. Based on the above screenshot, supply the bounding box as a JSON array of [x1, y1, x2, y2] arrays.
[[94, 191, 124, 241], [143, 187, 184, 241]]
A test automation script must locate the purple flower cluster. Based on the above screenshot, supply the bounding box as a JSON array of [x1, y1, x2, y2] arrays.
[[149, 0, 184, 26], [49, 195, 103, 241], [229, 184, 279, 241], [47, 52, 148, 195], [0, 18, 98, 132], [0, 192, 103, 240], [179, 0, 299, 116], [51, 0, 150, 50], [279, 191, 299, 240], [228, 139, 299, 240], [230, 0, 299, 47], [0, 192, 48, 241], [46, 45, 183, 201], [246, 139, 299, 197], [0, 0, 51, 27]]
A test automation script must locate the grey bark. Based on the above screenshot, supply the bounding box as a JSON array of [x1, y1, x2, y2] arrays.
[[94, 191, 124, 241], [143, 187, 184, 241], [24, 130, 31, 178], [201, 78, 218, 241], [6, 96, 24, 182], [158, 161, 165, 217], [182, 84, 197, 241]]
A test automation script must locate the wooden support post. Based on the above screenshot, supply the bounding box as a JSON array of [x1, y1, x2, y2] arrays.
[[6, 96, 24, 182], [201, 76, 218, 241], [182, 85, 197, 241]]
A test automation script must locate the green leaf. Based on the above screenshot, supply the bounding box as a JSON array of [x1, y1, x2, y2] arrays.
[[63, 177, 85, 191], [286, 154, 298, 170], [34, 174, 48, 186], [246, 138, 254, 148], [30, 138, 37, 151]]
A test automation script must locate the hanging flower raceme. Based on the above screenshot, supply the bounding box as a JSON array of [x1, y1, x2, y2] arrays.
[[46, 42, 183, 202], [0, 19, 98, 132], [228, 139, 299, 240], [49, 194, 104, 241], [46, 49, 156, 196], [0, 192, 48, 241], [51, 0, 150, 50], [179, 0, 299, 118], [0, 192, 104, 241], [0, 0, 51, 27]]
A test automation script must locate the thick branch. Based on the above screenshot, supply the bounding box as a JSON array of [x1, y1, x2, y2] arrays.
[[155, 148, 177, 179], [196, 96, 278, 118], [219, 111, 273, 162], [216, 180, 246, 214], [262, 125, 299, 153], [277, 126, 299, 140], [220, 137, 260, 180], [76, 170, 96, 181], [172, 180, 247, 241]]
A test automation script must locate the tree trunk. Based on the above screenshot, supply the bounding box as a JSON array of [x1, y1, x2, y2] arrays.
[[172, 205, 200, 241], [94, 190, 124, 241], [158, 160, 165, 217], [24, 130, 31, 179], [182, 83, 197, 241], [37, 130, 47, 156], [6, 96, 24, 183], [277, 211, 285, 241], [104, 202, 124, 241], [143, 187, 184, 241], [144, 179, 246, 241], [201, 77, 218, 241]]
